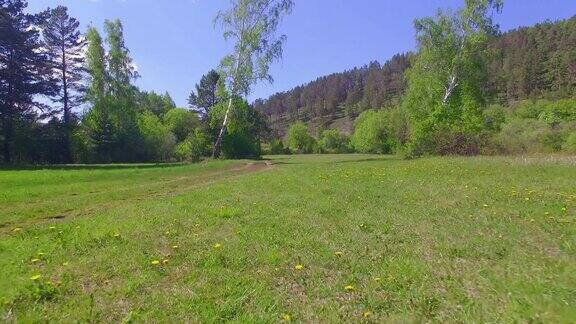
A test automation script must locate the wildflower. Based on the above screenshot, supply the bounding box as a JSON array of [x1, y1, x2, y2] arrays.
[[334, 251, 343, 257], [30, 274, 41, 281], [344, 285, 355, 292], [213, 243, 222, 249], [151, 260, 160, 265], [362, 311, 372, 318], [282, 314, 291, 321], [294, 264, 304, 270], [165, 231, 170, 235]]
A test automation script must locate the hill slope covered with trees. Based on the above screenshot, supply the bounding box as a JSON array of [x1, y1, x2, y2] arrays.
[[254, 15, 576, 137]]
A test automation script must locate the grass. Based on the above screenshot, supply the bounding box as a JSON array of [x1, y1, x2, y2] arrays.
[[0, 154, 575, 322]]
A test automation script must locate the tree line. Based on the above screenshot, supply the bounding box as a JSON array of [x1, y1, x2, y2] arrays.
[[1, 0, 292, 165], [3, 0, 574, 164]]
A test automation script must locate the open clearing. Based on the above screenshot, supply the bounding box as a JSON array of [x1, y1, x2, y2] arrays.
[[1, 155, 575, 322]]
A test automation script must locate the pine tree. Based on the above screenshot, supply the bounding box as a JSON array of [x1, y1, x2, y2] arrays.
[[43, 5, 86, 163], [188, 69, 221, 118], [0, 0, 57, 164]]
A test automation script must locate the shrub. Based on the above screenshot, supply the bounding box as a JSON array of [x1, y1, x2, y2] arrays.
[[351, 110, 393, 154], [483, 104, 507, 131], [286, 122, 316, 154], [513, 98, 576, 124], [495, 119, 552, 154], [174, 130, 211, 162], [163, 108, 200, 142], [538, 99, 576, 125], [138, 111, 176, 161], [269, 138, 287, 155], [318, 129, 351, 153], [562, 132, 576, 153]]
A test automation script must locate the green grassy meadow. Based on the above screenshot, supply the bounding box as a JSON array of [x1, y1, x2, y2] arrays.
[[1, 155, 575, 322]]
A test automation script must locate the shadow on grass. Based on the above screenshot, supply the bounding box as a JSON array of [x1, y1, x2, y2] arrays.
[[0, 162, 190, 171]]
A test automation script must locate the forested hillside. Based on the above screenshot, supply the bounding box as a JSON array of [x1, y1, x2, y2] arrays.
[[255, 15, 576, 137]]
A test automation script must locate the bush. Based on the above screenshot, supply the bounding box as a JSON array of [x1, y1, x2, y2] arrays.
[[268, 138, 288, 155], [562, 132, 576, 153], [175, 130, 211, 162], [351, 110, 394, 154], [163, 108, 200, 142], [138, 111, 176, 161], [513, 98, 576, 124], [286, 122, 316, 154], [483, 104, 507, 131], [495, 119, 553, 154], [318, 129, 351, 153]]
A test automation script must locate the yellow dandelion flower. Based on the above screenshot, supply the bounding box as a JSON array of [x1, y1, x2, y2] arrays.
[[213, 243, 222, 249], [334, 251, 343, 257], [362, 311, 372, 318], [30, 274, 41, 281], [294, 264, 304, 270], [165, 231, 170, 235], [344, 285, 355, 292], [282, 314, 291, 321], [151, 260, 160, 265]]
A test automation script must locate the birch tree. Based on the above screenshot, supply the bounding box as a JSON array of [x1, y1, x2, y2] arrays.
[[212, 0, 293, 157], [403, 0, 503, 156]]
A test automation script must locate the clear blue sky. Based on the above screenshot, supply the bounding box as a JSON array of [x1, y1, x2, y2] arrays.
[[27, 0, 576, 107]]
